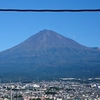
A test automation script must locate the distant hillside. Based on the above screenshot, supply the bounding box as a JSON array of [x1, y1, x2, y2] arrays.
[[0, 29, 100, 82]]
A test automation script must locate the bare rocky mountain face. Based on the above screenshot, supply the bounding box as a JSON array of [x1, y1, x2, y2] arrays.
[[0, 30, 100, 82]]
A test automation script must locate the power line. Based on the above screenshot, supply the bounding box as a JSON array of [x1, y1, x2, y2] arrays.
[[0, 9, 100, 12]]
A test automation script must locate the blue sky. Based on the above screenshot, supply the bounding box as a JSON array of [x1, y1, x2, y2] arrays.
[[0, 0, 100, 51]]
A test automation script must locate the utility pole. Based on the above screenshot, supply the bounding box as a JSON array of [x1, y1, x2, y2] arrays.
[[10, 88, 12, 100], [10, 79, 12, 100]]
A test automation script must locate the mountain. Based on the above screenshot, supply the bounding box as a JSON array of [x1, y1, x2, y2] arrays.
[[0, 29, 100, 82]]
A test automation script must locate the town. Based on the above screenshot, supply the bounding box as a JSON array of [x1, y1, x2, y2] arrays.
[[0, 78, 100, 100]]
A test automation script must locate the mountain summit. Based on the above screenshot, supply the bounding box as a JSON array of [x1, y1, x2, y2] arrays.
[[5, 29, 87, 51], [0, 29, 88, 56], [0, 29, 100, 81]]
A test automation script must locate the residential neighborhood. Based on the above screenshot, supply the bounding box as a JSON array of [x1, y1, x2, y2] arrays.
[[0, 78, 100, 100]]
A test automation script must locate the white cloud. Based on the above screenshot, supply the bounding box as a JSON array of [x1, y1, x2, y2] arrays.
[[73, 36, 76, 39]]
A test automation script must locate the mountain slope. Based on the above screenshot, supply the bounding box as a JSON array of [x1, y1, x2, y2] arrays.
[[0, 29, 97, 62], [0, 29, 100, 81]]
